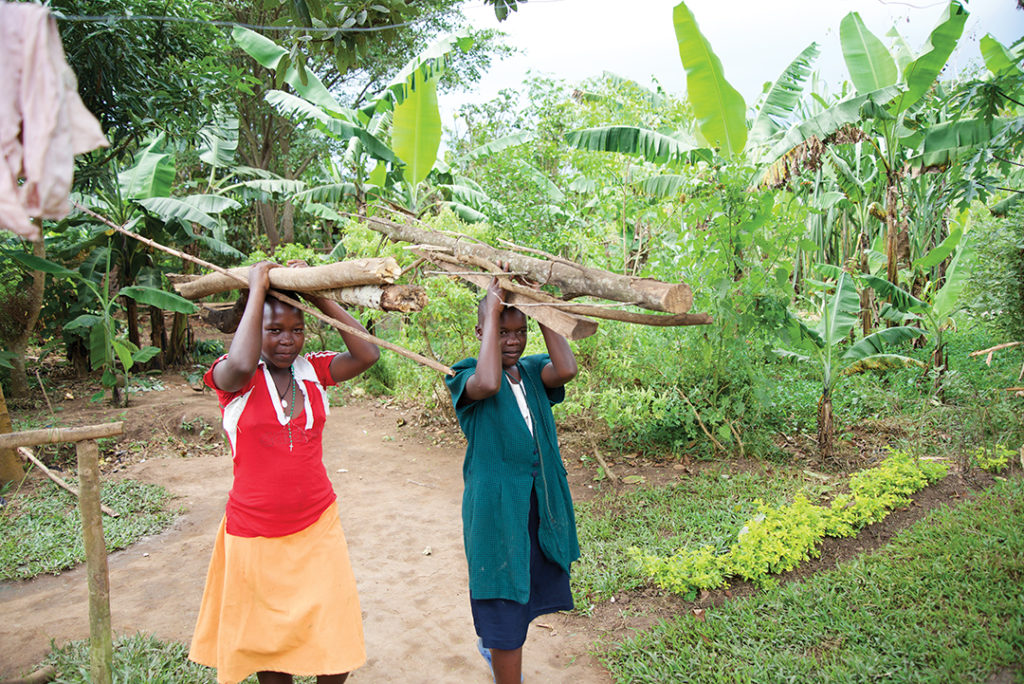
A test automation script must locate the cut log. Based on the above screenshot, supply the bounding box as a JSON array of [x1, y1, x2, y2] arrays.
[[418, 250, 711, 329], [415, 251, 598, 340], [364, 216, 692, 313], [319, 284, 427, 313], [198, 285, 427, 333], [169, 258, 402, 300], [0, 665, 57, 684]]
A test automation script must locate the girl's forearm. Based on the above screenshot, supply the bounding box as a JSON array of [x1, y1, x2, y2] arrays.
[[540, 323, 577, 387]]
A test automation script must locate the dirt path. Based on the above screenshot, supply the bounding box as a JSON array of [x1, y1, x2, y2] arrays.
[[0, 383, 612, 683]]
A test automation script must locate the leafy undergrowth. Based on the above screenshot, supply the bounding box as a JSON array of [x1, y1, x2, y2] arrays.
[[572, 462, 831, 611], [0, 479, 177, 580], [43, 633, 312, 683], [631, 450, 948, 596], [603, 475, 1024, 683]]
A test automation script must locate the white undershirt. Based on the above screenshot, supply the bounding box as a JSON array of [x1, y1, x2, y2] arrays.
[[507, 375, 534, 435]]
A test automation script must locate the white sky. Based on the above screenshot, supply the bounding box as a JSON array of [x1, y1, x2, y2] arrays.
[[441, 0, 1024, 124]]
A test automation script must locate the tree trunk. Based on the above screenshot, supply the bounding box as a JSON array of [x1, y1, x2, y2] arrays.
[[0, 383, 24, 485], [8, 238, 46, 399], [280, 201, 295, 244], [147, 306, 167, 371], [167, 312, 190, 368], [817, 390, 834, 464], [124, 296, 140, 349], [258, 202, 280, 248], [364, 216, 693, 314]]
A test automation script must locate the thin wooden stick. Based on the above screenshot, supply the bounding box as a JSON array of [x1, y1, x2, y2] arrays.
[[678, 389, 725, 453], [17, 447, 119, 517], [71, 202, 453, 376], [587, 432, 619, 485]]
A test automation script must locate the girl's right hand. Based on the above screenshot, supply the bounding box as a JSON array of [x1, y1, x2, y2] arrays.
[[248, 261, 277, 293], [483, 277, 505, 317]]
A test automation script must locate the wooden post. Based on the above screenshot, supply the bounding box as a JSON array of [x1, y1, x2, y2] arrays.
[[0, 383, 24, 484], [76, 439, 113, 684]]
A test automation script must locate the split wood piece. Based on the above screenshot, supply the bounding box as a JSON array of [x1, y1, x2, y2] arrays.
[[362, 215, 693, 313], [17, 447, 119, 517], [200, 285, 427, 334], [0, 666, 57, 684], [415, 250, 598, 340], [587, 432, 619, 485], [424, 250, 713, 327], [169, 258, 402, 300], [0, 422, 123, 450], [71, 203, 452, 376], [78, 438, 113, 684]]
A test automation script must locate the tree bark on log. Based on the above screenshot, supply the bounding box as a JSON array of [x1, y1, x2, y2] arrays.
[[420, 253, 598, 340], [418, 249, 711, 330], [170, 258, 402, 300], [199, 285, 427, 333], [363, 216, 693, 313], [76, 439, 113, 684]]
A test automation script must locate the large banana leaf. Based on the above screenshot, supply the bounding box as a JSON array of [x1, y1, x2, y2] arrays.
[[933, 231, 975, 320], [230, 178, 308, 195], [672, 2, 747, 157], [842, 325, 924, 360], [293, 183, 360, 204], [635, 174, 692, 198], [265, 90, 397, 164], [377, 33, 473, 110], [818, 271, 859, 344], [198, 112, 239, 169], [180, 194, 241, 214], [754, 86, 900, 187], [135, 197, 219, 232], [391, 74, 441, 188], [467, 132, 536, 160], [749, 42, 820, 151], [119, 285, 197, 314], [514, 161, 564, 203], [118, 135, 174, 200], [896, 1, 968, 112], [565, 126, 712, 166], [9, 253, 78, 279], [913, 225, 962, 269], [840, 12, 898, 93], [980, 35, 1022, 76], [907, 117, 1009, 169], [231, 26, 341, 111], [441, 201, 488, 223], [861, 274, 927, 313]]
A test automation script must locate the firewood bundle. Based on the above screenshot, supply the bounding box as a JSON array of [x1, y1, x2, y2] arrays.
[[362, 215, 712, 340], [169, 258, 427, 333]]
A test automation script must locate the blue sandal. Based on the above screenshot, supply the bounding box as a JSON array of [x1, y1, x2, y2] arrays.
[[476, 638, 523, 682]]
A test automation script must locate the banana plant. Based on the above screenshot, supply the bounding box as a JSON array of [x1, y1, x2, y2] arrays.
[[860, 222, 976, 384], [778, 269, 925, 461], [10, 249, 196, 406]]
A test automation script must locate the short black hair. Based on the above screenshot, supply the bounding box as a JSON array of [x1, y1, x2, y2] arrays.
[[264, 289, 303, 315]]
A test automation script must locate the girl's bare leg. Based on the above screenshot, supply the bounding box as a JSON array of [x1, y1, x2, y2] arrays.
[[317, 675, 349, 684], [490, 647, 523, 684], [257, 673, 292, 684]]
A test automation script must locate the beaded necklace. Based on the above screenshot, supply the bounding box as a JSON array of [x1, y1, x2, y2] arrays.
[[275, 366, 297, 451]]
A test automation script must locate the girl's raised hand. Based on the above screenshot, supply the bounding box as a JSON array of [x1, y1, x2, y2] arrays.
[[248, 261, 277, 293]]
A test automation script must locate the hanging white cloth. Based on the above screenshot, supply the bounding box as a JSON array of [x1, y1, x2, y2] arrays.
[[0, 2, 108, 240]]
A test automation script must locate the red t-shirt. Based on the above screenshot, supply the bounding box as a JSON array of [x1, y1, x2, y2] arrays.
[[205, 352, 339, 538]]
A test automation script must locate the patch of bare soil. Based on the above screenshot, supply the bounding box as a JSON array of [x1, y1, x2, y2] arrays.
[[0, 373, 1010, 683]]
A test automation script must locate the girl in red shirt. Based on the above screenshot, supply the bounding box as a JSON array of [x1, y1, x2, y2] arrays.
[[189, 261, 379, 684]]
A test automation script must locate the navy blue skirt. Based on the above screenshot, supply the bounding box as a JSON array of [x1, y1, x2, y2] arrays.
[[471, 486, 574, 650]]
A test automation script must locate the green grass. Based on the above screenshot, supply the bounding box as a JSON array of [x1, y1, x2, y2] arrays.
[[0, 479, 178, 580], [41, 633, 318, 683], [572, 463, 830, 610], [603, 475, 1024, 683]]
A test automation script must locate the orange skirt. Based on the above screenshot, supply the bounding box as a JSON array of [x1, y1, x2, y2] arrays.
[[189, 502, 366, 684]]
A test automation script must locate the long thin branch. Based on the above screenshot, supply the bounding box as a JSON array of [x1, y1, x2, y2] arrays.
[[17, 447, 119, 517], [71, 203, 452, 376]]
